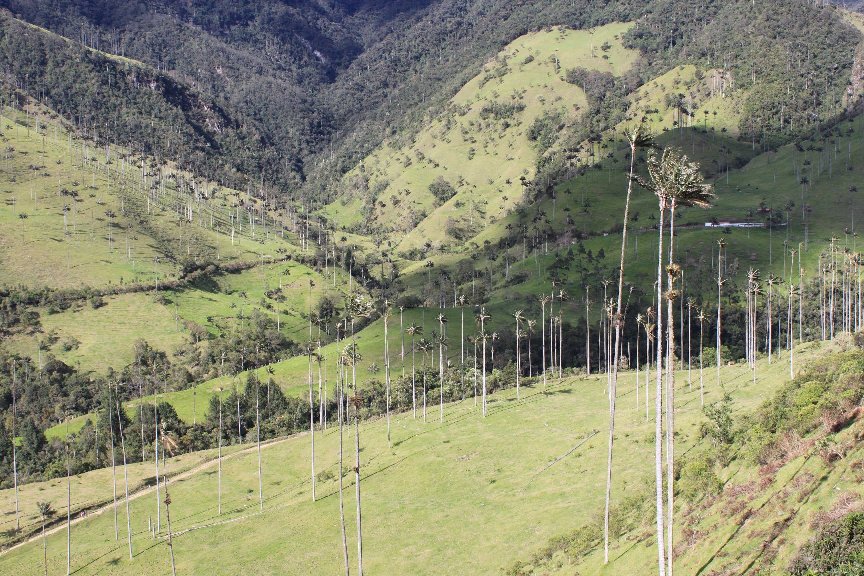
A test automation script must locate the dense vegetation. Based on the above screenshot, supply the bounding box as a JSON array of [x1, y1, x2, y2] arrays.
[[3, 0, 856, 205]]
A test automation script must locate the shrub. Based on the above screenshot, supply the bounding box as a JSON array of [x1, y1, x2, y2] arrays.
[[790, 512, 864, 575], [428, 176, 456, 204]]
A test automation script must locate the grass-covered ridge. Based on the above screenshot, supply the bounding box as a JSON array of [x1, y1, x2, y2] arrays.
[[0, 339, 846, 575], [324, 22, 638, 251]]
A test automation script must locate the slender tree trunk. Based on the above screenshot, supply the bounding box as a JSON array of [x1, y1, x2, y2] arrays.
[[11, 369, 18, 532], [256, 377, 263, 510], [109, 386, 118, 541], [541, 299, 546, 387], [163, 477, 177, 576], [154, 403, 161, 532], [586, 291, 591, 375], [116, 397, 133, 560], [515, 319, 521, 399], [338, 361, 350, 576], [482, 317, 488, 417], [217, 392, 222, 516], [41, 515, 49, 576], [655, 202, 667, 576], [309, 351, 316, 501], [717, 248, 723, 386], [665, 203, 678, 576], [66, 442, 71, 576], [645, 327, 651, 421], [411, 337, 417, 418], [687, 305, 692, 389], [385, 311, 391, 445], [604, 140, 637, 563], [699, 318, 705, 406], [353, 365, 364, 576]]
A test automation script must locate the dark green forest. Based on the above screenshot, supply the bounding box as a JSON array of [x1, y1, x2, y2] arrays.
[[2, 0, 857, 204]]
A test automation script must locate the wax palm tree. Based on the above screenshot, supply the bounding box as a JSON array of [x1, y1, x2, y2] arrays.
[[9, 360, 19, 532], [471, 334, 481, 404], [417, 337, 432, 422], [558, 289, 568, 379], [656, 147, 714, 576], [604, 124, 653, 563], [346, 339, 365, 576], [457, 295, 467, 391], [406, 323, 422, 418], [38, 501, 54, 576], [337, 347, 352, 576], [305, 340, 318, 501], [635, 313, 644, 409], [383, 302, 393, 446], [526, 319, 536, 378], [437, 312, 448, 422], [513, 310, 525, 398], [697, 308, 706, 406], [716, 238, 727, 386], [476, 307, 491, 416], [538, 295, 550, 388], [159, 424, 179, 576], [687, 299, 695, 389], [345, 295, 373, 576], [114, 390, 133, 560], [255, 370, 263, 511], [788, 283, 800, 379], [765, 274, 782, 364], [644, 317, 655, 422], [399, 305, 405, 380], [217, 386, 223, 515]]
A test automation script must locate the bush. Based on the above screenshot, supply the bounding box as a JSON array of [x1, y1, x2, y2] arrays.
[[428, 176, 456, 204], [790, 512, 864, 575], [678, 452, 722, 502]]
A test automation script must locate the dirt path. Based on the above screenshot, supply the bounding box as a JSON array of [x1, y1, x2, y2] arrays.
[[0, 434, 293, 555]]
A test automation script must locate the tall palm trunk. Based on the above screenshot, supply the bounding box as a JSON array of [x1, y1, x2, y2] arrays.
[[217, 390, 222, 516], [481, 316, 488, 417], [411, 335, 417, 418], [716, 243, 724, 386], [337, 359, 350, 576], [473, 338, 479, 405], [352, 353, 364, 576], [645, 322, 651, 421], [665, 202, 678, 576], [604, 132, 640, 562], [308, 347, 316, 501], [66, 434, 72, 576], [384, 309, 391, 445], [699, 314, 705, 406], [109, 385, 118, 541], [654, 200, 668, 576], [540, 297, 546, 387], [163, 477, 177, 576], [585, 290, 591, 375], [256, 375, 263, 510], [11, 363, 19, 532], [115, 396, 133, 560], [515, 316, 521, 399], [154, 400, 161, 532]]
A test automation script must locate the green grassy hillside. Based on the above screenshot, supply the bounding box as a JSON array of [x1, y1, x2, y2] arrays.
[[0, 106, 290, 289], [1, 340, 845, 575], [323, 22, 638, 251]]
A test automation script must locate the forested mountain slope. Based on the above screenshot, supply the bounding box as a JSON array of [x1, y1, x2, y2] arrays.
[[3, 0, 857, 205]]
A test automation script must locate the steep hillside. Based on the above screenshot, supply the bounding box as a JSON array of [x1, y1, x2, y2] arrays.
[[323, 22, 638, 252], [4, 1, 855, 205], [0, 341, 851, 575]]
